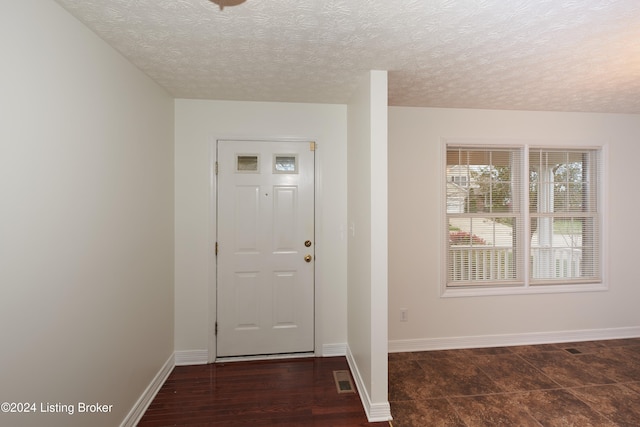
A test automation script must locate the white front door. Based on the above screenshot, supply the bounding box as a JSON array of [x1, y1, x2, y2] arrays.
[[216, 140, 315, 357]]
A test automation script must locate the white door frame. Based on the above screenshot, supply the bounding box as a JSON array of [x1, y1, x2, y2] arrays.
[[207, 137, 323, 363]]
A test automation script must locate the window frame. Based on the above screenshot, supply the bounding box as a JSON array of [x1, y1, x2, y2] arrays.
[[440, 139, 608, 298]]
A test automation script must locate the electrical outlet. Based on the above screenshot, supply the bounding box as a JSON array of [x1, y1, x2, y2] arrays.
[[400, 308, 408, 322]]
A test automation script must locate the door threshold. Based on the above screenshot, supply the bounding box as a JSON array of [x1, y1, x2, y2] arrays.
[[215, 352, 315, 363]]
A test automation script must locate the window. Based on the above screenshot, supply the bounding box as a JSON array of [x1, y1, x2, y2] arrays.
[[444, 143, 604, 296], [236, 155, 259, 172], [273, 154, 298, 173]]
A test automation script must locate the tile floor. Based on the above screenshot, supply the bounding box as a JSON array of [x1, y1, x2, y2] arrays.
[[389, 338, 640, 426]]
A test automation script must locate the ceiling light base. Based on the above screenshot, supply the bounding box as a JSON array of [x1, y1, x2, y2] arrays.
[[209, 0, 246, 10]]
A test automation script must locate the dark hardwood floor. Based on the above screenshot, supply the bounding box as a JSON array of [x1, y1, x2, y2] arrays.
[[139, 356, 390, 426]]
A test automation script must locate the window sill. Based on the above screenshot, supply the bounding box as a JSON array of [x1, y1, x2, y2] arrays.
[[441, 282, 608, 298]]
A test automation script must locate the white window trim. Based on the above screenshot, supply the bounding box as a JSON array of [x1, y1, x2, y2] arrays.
[[440, 139, 609, 298]]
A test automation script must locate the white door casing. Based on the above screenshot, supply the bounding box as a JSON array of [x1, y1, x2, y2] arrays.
[[216, 140, 315, 357]]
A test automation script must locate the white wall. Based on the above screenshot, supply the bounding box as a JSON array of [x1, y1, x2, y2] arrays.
[[0, 1, 174, 427], [346, 71, 390, 421], [174, 99, 348, 357], [388, 106, 640, 349]]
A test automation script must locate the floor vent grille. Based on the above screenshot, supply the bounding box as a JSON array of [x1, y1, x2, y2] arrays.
[[333, 370, 355, 394]]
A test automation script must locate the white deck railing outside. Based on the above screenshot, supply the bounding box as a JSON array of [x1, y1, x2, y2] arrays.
[[449, 246, 582, 282]]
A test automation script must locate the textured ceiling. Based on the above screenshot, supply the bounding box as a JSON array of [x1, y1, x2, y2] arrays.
[[55, 0, 640, 113]]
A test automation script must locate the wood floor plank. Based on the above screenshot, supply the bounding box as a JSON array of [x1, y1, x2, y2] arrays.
[[139, 356, 389, 426]]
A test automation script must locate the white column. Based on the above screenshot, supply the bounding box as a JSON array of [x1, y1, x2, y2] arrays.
[[537, 166, 554, 278]]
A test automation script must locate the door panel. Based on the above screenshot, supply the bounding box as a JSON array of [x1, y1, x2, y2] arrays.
[[273, 271, 296, 326], [235, 186, 260, 251], [217, 140, 315, 357], [235, 272, 259, 329], [273, 186, 297, 251]]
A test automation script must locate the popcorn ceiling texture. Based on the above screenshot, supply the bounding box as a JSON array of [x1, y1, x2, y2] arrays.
[[55, 0, 640, 113]]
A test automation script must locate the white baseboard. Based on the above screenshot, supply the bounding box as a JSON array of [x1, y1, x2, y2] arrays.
[[322, 342, 347, 356], [175, 349, 209, 366], [346, 346, 393, 423], [120, 353, 174, 427], [389, 326, 640, 353]]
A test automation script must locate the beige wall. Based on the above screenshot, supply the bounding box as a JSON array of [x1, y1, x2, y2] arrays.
[[388, 106, 640, 348], [174, 99, 348, 356], [0, 2, 174, 426]]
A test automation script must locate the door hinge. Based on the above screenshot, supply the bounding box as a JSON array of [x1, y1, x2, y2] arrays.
[[215, 242, 218, 256], [215, 161, 218, 175], [215, 321, 218, 336], [310, 141, 316, 151]]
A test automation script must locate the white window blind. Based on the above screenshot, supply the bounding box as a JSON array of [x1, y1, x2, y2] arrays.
[[445, 144, 602, 291], [446, 146, 524, 287], [529, 148, 600, 284]]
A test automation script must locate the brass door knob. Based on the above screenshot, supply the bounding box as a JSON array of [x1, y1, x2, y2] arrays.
[[304, 254, 312, 263]]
